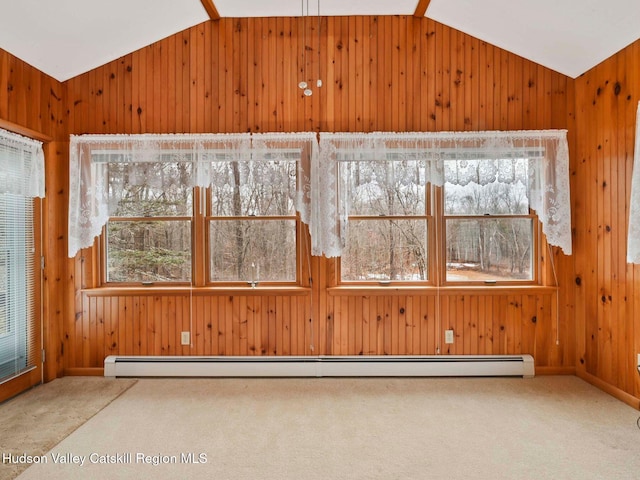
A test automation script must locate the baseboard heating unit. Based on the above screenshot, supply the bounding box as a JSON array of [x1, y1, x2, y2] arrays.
[[104, 355, 535, 378]]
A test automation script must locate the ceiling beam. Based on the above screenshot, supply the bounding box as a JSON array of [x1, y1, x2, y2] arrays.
[[200, 0, 221, 20], [413, 0, 431, 18]]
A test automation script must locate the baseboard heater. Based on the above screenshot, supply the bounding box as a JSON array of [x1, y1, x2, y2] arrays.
[[104, 355, 534, 378]]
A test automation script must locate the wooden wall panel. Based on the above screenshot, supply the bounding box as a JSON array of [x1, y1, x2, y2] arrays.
[[0, 48, 64, 138], [574, 38, 640, 402], [80, 292, 312, 361], [65, 17, 574, 136], [77, 290, 557, 367], [57, 17, 575, 375]]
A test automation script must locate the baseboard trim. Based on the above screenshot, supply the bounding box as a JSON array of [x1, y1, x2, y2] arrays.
[[577, 371, 640, 410], [0, 369, 41, 403], [535, 366, 576, 375], [63, 368, 104, 377], [104, 355, 536, 378]]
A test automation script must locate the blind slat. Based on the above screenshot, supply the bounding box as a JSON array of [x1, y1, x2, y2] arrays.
[[0, 128, 42, 384]]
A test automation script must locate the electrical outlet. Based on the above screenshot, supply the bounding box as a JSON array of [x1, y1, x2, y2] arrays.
[[637, 353, 640, 367], [445, 329, 454, 344], [181, 331, 190, 346]]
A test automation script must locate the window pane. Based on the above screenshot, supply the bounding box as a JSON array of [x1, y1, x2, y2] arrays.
[[446, 218, 533, 281], [340, 160, 426, 216], [210, 161, 297, 216], [106, 221, 192, 282], [342, 219, 427, 282], [209, 220, 296, 282], [0, 193, 36, 381], [107, 162, 193, 217], [444, 159, 529, 215]]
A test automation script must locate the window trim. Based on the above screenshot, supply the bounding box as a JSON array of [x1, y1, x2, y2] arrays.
[[102, 216, 195, 287], [337, 184, 542, 286], [338, 214, 432, 286], [440, 212, 540, 286], [101, 187, 304, 288], [204, 214, 302, 287]]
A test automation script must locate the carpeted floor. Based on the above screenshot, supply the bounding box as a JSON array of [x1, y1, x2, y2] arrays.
[[0, 377, 136, 480], [3, 376, 640, 480]]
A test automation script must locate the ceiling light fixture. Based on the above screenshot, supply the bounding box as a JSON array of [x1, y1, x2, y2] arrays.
[[299, 0, 321, 97]]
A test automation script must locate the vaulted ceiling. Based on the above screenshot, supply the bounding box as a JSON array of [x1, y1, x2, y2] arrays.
[[0, 0, 639, 82]]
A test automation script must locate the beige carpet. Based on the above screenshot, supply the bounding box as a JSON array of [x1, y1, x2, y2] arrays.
[[0, 377, 136, 480], [5, 376, 640, 480]]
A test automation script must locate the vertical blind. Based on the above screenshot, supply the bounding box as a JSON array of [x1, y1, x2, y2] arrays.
[[0, 128, 44, 384]]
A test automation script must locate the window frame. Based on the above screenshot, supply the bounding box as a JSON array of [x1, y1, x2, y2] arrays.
[[101, 188, 303, 288], [203, 184, 302, 286], [338, 182, 541, 287], [102, 215, 194, 287], [338, 213, 434, 286], [440, 210, 540, 286]]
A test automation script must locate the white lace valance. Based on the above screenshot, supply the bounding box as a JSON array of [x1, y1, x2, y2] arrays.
[[68, 133, 317, 257], [627, 103, 640, 263], [0, 128, 45, 198], [315, 130, 572, 258], [69, 130, 571, 259]]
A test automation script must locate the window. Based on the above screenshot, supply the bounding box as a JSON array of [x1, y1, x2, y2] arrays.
[[443, 158, 535, 283], [317, 131, 572, 285], [69, 133, 315, 286], [339, 158, 429, 283], [105, 160, 193, 283], [70, 131, 571, 287], [103, 158, 299, 285], [338, 157, 537, 284], [207, 158, 298, 283]]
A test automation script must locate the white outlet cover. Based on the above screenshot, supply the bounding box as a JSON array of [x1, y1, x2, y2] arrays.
[[181, 332, 190, 346], [445, 330, 454, 344]]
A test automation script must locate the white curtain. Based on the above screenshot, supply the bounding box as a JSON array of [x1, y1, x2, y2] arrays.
[[69, 130, 571, 259], [68, 133, 316, 257], [251, 132, 316, 226], [627, 102, 640, 263], [315, 130, 572, 258], [0, 128, 45, 198]]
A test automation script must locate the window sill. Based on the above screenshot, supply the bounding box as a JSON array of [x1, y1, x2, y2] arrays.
[[83, 286, 312, 297], [327, 285, 558, 296]]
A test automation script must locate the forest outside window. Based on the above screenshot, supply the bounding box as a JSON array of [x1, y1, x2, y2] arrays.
[[207, 157, 299, 284], [104, 159, 193, 283], [316, 131, 572, 286], [70, 131, 570, 287], [339, 158, 429, 283], [102, 156, 301, 286], [69, 133, 315, 287], [337, 157, 537, 285], [443, 158, 535, 283]]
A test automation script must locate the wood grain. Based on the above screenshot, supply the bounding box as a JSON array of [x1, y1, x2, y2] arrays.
[[19, 14, 640, 404]]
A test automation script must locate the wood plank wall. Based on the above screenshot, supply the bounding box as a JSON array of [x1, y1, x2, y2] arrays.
[[0, 50, 63, 139], [61, 16, 576, 375], [77, 289, 558, 362], [6, 14, 640, 406], [574, 38, 640, 402]]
